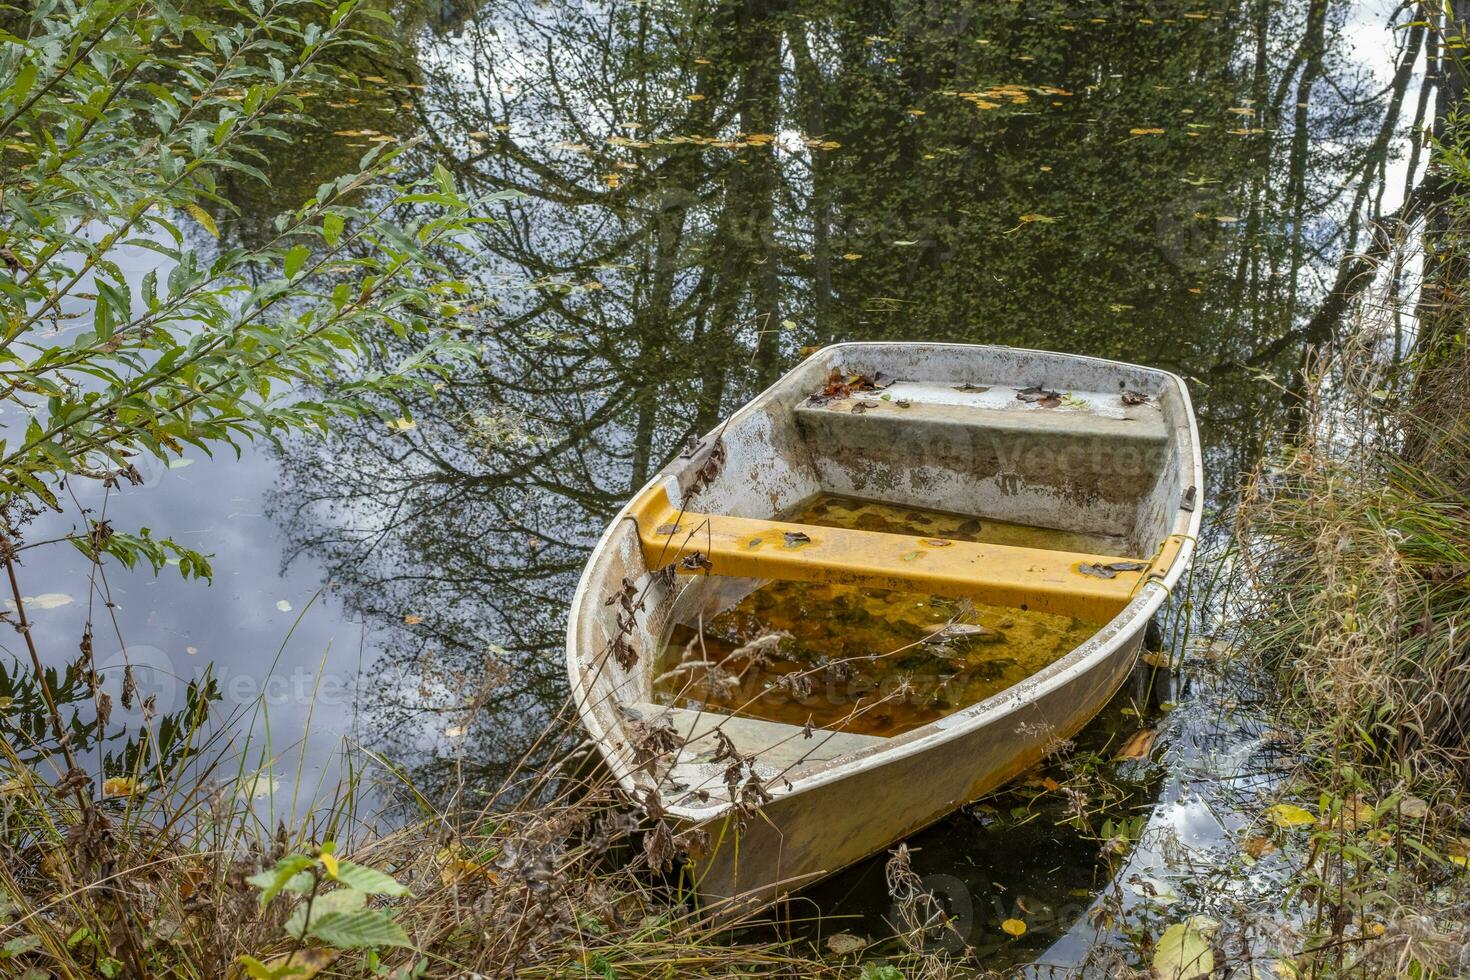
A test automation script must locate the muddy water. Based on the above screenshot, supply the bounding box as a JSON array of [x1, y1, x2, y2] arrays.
[[653, 496, 1103, 737]]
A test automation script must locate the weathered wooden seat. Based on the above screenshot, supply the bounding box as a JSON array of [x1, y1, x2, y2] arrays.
[[630, 487, 1150, 622]]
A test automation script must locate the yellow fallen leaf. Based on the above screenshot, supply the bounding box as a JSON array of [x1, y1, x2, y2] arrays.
[[1265, 803, 1316, 828], [436, 843, 499, 886], [1153, 917, 1218, 979], [235, 948, 339, 980], [1129, 127, 1166, 135], [388, 417, 416, 432], [403, 614, 423, 625], [1001, 918, 1027, 937]]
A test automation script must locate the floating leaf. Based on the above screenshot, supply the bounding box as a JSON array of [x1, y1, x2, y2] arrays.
[[1265, 803, 1316, 828], [1153, 917, 1218, 980], [1001, 918, 1027, 937], [1115, 729, 1158, 761], [6, 592, 74, 611], [1241, 835, 1276, 859]]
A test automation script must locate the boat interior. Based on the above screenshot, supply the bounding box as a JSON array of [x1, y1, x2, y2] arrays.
[[570, 344, 1197, 813]]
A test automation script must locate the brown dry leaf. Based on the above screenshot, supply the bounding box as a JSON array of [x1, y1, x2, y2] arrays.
[[1016, 384, 1062, 403], [403, 614, 423, 625], [1241, 834, 1276, 859], [1114, 728, 1158, 761], [825, 932, 866, 956]]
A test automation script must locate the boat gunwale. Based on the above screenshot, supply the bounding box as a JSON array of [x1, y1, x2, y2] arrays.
[[565, 341, 1204, 822]]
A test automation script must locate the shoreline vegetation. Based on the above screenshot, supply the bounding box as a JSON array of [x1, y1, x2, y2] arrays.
[[1, 0, 1467, 977]]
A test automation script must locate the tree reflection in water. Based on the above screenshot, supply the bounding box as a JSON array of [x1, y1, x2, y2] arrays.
[[265, 0, 1423, 810]]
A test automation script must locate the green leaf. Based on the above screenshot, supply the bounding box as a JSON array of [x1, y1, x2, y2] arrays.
[[323, 213, 343, 247], [284, 245, 310, 279], [247, 855, 316, 905], [285, 888, 365, 940], [332, 860, 409, 897], [1, 935, 40, 958], [306, 909, 411, 949]]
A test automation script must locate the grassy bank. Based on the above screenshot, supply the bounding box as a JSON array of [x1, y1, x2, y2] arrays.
[[0, 717, 842, 977], [1236, 269, 1470, 972]]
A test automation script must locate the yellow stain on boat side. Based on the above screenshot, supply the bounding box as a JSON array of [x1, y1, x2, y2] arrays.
[[631, 487, 1153, 622]]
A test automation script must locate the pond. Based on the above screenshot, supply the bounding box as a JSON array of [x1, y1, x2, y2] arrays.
[[8, 0, 1423, 969]]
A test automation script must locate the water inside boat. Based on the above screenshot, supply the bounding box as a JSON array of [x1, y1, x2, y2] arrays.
[[652, 497, 1108, 738]]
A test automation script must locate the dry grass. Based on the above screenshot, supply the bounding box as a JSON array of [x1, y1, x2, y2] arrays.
[[0, 705, 843, 979], [1234, 281, 1470, 976]]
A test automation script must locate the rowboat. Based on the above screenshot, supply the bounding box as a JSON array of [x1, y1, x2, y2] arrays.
[[566, 342, 1201, 912]]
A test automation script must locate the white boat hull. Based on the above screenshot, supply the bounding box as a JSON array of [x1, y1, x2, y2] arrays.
[[566, 342, 1202, 911]]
